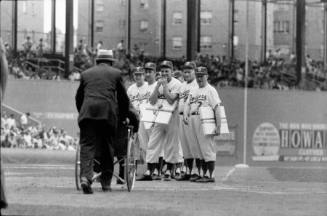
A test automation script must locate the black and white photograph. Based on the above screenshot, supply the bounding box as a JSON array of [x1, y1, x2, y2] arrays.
[[0, 0, 327, 215]]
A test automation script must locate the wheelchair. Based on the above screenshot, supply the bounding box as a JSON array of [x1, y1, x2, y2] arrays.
[[75, 125, 137, 192]]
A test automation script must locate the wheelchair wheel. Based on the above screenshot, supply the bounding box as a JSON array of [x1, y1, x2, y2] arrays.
[[75, 144, 81, 190], [125, 128, 136, 192]]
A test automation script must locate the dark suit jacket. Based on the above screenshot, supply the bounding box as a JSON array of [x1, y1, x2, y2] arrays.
[[75, 63, 130, 130]]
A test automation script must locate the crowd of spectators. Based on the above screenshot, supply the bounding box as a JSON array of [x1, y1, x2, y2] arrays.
[[3, 37, 327, 91], [3, 36, 62, 80], [1, 113, 77, 151]]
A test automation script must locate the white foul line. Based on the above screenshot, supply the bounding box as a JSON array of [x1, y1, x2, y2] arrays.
[[221, 167, 236, 181]]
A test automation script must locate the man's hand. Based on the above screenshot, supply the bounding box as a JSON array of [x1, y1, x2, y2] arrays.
[[161, 77, 168, 87], [157, 77, 167, 87]]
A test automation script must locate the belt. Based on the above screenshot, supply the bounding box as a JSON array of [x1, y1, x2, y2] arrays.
[[191, 112, 199, 115]]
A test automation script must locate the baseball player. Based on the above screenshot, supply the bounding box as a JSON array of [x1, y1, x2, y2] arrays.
[[146, 60, 182, 181], [176, 61, 200, 181], [184, 66, 221, 183], [143, 62, 166, 180], [126, 67, 149, 178], [137, 62, 161, 181]]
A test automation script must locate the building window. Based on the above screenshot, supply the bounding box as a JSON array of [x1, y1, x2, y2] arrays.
[[22, 2, 27, 14], [200, 36, 212, 49], [140, 0, 149, 9], [274, 21, 289, 33], [282, 21, 290, 33], [95, 20, 104, 32], [31, 2, 36, 16], [96, 0, 104, 12], [119, 19, 126, 29], [172, 12, 183, 25], [140, 20, 149, 32], [273, 21, 280, 32], [120, 0, 126, 6], [276, 5, 290, 11], [200, 11, 212, 25], [172, 37, 183, 49]]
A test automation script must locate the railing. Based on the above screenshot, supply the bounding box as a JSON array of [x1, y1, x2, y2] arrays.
[[22, 57, 65, 79], [1, 103, 41, 127]]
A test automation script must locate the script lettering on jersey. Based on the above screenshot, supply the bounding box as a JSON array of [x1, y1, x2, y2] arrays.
[[129, 93, 140, 102], [130, 92, 151, 103], [197, 94, 207, 105], [139, 92, 151, 103], [180, 90, 190, 102], [189, 94, 197, 104]]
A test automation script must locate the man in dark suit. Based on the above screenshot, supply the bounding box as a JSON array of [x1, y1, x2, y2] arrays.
[[75, 49, 130, 194]]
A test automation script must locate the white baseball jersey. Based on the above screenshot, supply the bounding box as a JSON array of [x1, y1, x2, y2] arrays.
[[178, 79, 198, 114], [146, 81, 158, 99], [127, 82, 150, 113], [189, 83, 221, 114], [157, 77, 181, 106]]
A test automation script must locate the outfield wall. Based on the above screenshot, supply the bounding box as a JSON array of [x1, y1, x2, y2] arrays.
[[4, 79, 327, 165]]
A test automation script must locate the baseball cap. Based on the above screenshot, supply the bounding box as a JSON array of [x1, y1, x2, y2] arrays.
[[96, 49, 116, 62], [134, 66, 145, 74], [144, 62, 156, 70], [183, 61, 196, 70], [160, 60, 173, 69], [196, 67, 208, 75]]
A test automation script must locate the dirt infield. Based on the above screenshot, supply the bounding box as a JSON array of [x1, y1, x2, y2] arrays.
[[1, 163, 327, 216], [1, 149, 327, 216]]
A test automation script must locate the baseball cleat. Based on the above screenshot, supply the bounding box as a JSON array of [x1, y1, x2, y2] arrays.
[[189, 174, 201, 182], [195, 176, 210, 183], [176, 174, 191, 181]]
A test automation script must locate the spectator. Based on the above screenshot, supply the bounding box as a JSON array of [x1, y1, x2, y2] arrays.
[[69, 70, 81, 81], [7, 132, 18, 148], [96, 40, 103, 56], [6, 114, 16, 130], [117, 40, 125, 59], [117, 40, 124, 52], [2, 113, 79, 150], [36, 38, 45, 57], [22, 130, 33, 148], [0, 128, 7, 147], [20, 112, 30, 130], [22, 36, 33, 59], [1, 114, 8, 129]]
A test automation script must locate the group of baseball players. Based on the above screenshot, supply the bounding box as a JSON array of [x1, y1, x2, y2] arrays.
[[127, 60, 222, 183]]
